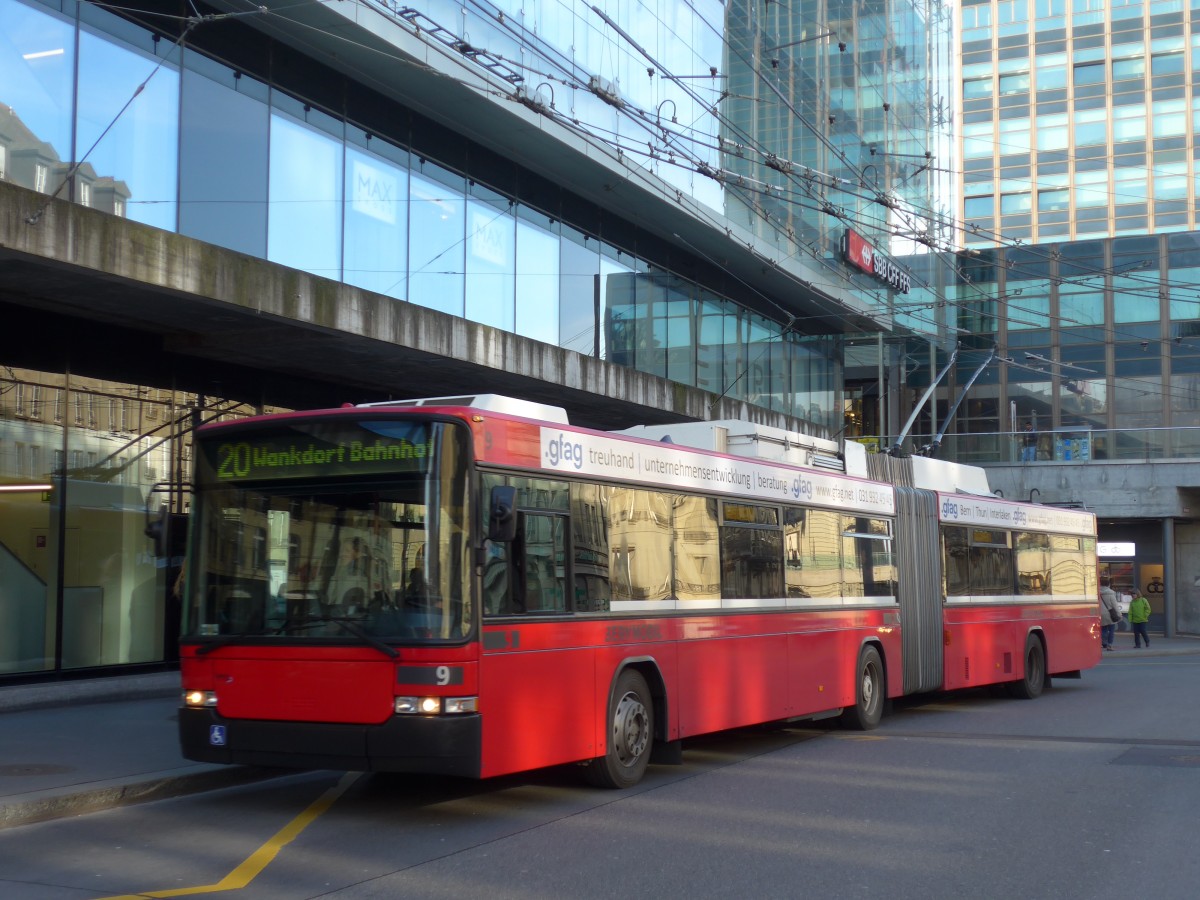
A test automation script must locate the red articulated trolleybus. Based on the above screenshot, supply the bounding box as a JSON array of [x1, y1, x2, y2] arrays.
[[178, 394, 1100, 788]]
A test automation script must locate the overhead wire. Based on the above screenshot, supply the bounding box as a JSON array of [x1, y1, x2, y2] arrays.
[[75, 0, 1200, 411]]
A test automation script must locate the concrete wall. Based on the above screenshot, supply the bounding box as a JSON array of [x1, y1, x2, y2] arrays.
[[989, 460, 1200, 635], [0, 180, 825, 434], [985, 460, 1200, 520]]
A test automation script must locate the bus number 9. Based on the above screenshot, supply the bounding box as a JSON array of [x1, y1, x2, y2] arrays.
[[436, 666, 451, 685]]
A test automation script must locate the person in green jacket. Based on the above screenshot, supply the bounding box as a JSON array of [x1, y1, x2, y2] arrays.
[[1129, 589, 1152, 648]]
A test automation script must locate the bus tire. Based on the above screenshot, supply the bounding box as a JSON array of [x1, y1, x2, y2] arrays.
[[583, 668, 654, 789], [840, 645, 884, 730], [1007, 634, 1046, 700]]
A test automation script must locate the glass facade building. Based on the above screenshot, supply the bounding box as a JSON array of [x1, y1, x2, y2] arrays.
[[946, 233, 1200, 452], [1, 0, 948, 429], [960, 0, 1200, 244], [0, 0, 953, 677], [949, 0, 1200, 635], [949, 2, 1200, 442]]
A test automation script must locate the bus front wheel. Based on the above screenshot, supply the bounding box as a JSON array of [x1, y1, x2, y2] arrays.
[[583, 669, 653, 789], [1007, 634, 1046, 700], [841, 645, 884, 730]]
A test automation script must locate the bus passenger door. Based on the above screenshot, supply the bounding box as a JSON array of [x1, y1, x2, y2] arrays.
[[480, 511, 592, 776]]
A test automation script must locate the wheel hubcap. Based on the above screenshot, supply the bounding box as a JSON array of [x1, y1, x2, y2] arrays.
[[862, 665, 878, 712], [612, 691, 649, 766]]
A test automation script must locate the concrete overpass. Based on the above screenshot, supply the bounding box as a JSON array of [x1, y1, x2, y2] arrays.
[[0, 180, 817, 434]]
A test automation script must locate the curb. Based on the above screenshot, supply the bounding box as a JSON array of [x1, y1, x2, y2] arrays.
[[0, 765, 284, 830], [0, 672, 180, 714]]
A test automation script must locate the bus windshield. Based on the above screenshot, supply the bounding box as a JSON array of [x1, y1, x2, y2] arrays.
[[185, 418, 472, 644]]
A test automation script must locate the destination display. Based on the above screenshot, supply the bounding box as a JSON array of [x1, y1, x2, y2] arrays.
[[539, 427, 896, 516], [198, 421, 435, 482]]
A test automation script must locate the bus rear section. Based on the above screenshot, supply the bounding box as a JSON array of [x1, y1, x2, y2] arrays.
[[876, 452, 1100, 701]]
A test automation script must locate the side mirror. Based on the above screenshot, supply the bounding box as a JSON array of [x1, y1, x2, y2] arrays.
[[487, 485, 517, 543], [144, 502, 168, 557]]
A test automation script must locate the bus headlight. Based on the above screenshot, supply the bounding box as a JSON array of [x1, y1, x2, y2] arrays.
[[183, 690, 218, 708], [394, 696, 479, 715]]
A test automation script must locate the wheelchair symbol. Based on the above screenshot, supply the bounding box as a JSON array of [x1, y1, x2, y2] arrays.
[[209, 725, 227, 746]]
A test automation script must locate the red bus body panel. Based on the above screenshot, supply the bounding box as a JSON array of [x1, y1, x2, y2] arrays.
[[181, 644, 480, 724], [477, 610, 902, 779], [941, 603, 1100, 691]]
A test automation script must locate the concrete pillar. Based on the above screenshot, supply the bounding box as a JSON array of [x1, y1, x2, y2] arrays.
[[1164, 517, 1176, 638]]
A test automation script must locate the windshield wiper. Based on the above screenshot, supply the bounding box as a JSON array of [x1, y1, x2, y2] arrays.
[[272, 615, 399, 659], [324, 615, 400, 658]]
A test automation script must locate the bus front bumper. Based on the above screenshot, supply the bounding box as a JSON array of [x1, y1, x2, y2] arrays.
[[178, 707, 482, 777]]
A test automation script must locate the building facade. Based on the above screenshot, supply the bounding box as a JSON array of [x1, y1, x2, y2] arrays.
[[0, 0, 956, 678], [960, 0, 1199, 244], [948, 0, 1200, 635]]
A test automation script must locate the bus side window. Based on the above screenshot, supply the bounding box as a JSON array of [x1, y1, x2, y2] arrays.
[[523, 513, 567, 613], [482, 540, 511, 616]]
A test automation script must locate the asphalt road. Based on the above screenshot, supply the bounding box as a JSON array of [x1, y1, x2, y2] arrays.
[[1, 653, 1198, 900]]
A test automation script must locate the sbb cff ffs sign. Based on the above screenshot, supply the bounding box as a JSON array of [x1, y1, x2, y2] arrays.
[[843, 228, 911, 294]]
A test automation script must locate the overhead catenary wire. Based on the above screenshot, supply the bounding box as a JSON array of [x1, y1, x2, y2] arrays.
[[62, 1, 1200, 411]]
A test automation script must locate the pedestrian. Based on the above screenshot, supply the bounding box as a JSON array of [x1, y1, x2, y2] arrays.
[[1129, 587, 1151, 648], [1021, 421, 1038, 462], [1099, 575, 1121, 650]]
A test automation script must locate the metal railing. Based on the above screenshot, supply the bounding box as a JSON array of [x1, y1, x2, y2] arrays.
[[851, 426, 1200, 465]]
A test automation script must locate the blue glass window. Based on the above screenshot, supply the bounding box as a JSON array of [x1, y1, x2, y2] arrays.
[[1112, 57, 1145, 81], [464, 188, 515, 331], [1037, 189, 1069, 211], [267, 111, 344, 279], [963, 77, 993, 100], [1150, 54, 1184, 82], [76, 28, 179, 230], [1058, 283, 1104, 326], [180, 57, 269, 256], [999, 73, 1031, 95], [1152, 100, 1187, 138], [965, 194, 996, 218], [408, 168, 466, 316], [1036, 64, 1068, 91], [1073, 111, 1108, 147], [1073, 62, 1105, 85], [0, 0, 76, 194], [343, 140, 409, 299], [515, 212, 560, 346], [1001, 192, 1032, 214], [559, 227, 600, 356]]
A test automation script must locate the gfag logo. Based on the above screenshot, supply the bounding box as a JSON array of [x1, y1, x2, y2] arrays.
[[1013, 507, 1028, 526], [792, 476, 813, 501], [545, 432, 583, 470], [941, 498, 959, 519]]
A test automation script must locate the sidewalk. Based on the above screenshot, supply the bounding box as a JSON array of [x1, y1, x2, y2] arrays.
[[2, 635, 1198, 830], [0, 671, 279, 829], [1104, 628, 1197, 655]]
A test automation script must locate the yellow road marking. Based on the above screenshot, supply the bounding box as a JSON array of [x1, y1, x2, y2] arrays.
[[96, 772, 362, 899]]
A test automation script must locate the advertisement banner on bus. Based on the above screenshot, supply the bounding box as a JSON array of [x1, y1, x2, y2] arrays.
[[937, 493, 1093, 535], [540, 428, 895, 515]]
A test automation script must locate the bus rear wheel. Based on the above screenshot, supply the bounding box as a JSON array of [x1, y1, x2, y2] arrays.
[[840, 645, 884, 730], [1007, 634, 1046, 700], [583, 669, 653, 789]]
